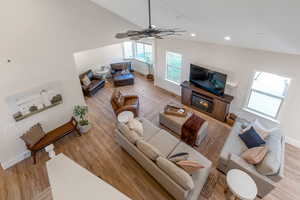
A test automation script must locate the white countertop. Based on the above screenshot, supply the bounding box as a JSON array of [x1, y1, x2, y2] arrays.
[[46, 153, 131, 200]]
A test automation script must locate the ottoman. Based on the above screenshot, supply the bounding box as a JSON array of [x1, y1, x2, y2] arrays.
[[113, 73, 134, 86], [159, 111, 208, 146]]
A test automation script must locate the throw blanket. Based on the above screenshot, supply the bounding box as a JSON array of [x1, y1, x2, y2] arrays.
[[181, 114, 205, 146]]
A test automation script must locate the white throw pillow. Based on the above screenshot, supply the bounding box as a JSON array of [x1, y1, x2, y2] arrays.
[[136, 140, 161, 160], [127, 118, 143, 136], [242, 119, 277, 139], [156, 157, 194, 190], [123, 130, 142, 144]]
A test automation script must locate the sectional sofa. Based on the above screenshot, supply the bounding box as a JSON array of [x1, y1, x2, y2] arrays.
[[115, 118, 212, 200]]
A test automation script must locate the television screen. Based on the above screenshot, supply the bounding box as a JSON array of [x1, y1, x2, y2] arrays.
[[189, 64, 227, 96]]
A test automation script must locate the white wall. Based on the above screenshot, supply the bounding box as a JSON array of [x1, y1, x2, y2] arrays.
[[0, 0, 137, 169], [131, 59, 150, 75], [74, 42, 151, 75], [155, 38, 300, 145], [74, 43, 123, 74]]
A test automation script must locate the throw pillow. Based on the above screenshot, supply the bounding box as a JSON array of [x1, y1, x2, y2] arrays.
[[168, 152, 189, 162], [242, 120, 276, 139], [123, 130, 142, 144], [156, 157, 194, 190], [20, 123, 46, 147], [81, 75, 91, 87], [239, 127, 265, 148], [112, 90, 124, 107], [127, 118, 143, 136], [136, 140, 161, 160], [241, 146, 269, 165], [176, 160, 204, 174]]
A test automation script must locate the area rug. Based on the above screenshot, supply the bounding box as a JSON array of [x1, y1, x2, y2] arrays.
[[200, 169, 219, 199]]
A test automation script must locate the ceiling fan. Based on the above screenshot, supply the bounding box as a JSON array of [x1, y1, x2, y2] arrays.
[[115, 0, 186, 40]]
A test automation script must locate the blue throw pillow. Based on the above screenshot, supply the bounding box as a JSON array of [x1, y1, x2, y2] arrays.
[[239, 127, 265, 148]]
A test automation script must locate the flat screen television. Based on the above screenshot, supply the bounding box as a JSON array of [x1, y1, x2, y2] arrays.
[[189, 64, 227, 96]]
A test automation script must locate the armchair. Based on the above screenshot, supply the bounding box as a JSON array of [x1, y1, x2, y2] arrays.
[[110, 90, 139, 117], [79, 70, 105, 96]]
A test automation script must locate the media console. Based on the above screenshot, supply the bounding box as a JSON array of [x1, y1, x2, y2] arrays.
[[181, 81, 234, 122]]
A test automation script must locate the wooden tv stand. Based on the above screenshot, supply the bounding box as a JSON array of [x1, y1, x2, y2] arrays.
[[180, 81, 234, 122]]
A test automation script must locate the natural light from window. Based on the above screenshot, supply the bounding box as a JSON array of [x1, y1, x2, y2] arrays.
[[166, 52, 182, 84], [123, 41, 133, 59], [122, 41, 152, 64], [135, 42, 152, 64], [246, 71, 290, 119]]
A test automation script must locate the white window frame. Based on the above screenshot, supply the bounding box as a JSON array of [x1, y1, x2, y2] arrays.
[[135, 42, 152, 64], [122, 41, 153, 64], [244, 71, 289, 120], [165, 51, 183, 85]]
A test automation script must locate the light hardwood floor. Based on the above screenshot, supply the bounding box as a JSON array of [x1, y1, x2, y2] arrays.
[[1, 74, 300, 200]]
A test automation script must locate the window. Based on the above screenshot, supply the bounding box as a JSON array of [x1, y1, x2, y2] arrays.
[[123, 41, 134, 59], [135, 42, 152, 64], [246, 71, 290, 119], [166, 52, 182, 84], [122, 41, 153, 64]]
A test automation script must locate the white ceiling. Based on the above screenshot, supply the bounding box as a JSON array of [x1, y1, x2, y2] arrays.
[[91, 0, 300, 55]]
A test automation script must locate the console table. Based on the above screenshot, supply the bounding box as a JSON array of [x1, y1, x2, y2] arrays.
[[180, 81, 234, 122]]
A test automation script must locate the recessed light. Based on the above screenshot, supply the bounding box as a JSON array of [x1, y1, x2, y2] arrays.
[[190, 33, 196, 37], [224, 36, 231, 41]]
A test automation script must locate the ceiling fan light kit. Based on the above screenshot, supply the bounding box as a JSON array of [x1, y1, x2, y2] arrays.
[[115, 0, 186, 40]]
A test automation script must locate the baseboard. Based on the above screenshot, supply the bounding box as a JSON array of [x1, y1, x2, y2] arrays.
[[286, 137, 300, 148], [1, 150, 31, 170]]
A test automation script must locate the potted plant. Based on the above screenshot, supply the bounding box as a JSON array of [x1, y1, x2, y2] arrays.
[[73, 105, 91, 133]]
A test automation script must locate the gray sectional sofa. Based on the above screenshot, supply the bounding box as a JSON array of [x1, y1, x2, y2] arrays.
[[217, 121, 285, 198], [116, 118, 212, 200]]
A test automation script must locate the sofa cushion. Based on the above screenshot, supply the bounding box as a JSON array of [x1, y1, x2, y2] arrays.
[[124, 130, 142, 144], [139, 118, 160, 141], [124, 98, 138, 106], [256, 131, 282, 176], [239, 127, 265, 148], [156, 157, 194, 190], [220, 122, 248, 163], [171, 142, 212, 169], [128, 118, 143, 136], [136, 140, 161, 161], [117, 122, 142, 144], [148, 129, 180, 157]]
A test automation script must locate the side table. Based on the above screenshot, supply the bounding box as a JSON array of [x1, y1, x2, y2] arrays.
[[117, 111, 134, 123], [225, 169, 257, 200]]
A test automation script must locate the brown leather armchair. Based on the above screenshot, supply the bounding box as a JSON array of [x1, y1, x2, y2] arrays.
[[79, 70, 105, 96], [111, 90, 139, 117]]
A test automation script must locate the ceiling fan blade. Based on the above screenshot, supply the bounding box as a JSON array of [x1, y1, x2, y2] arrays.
[[115, 33, 130, 39], [130, 35, 147, 40], [115, 0, 186, 40]]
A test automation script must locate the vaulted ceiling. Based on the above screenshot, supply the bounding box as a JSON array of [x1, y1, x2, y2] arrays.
[[91, 0, 300, 55]]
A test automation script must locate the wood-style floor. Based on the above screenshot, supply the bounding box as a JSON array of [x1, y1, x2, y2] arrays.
[[1, 74, 300, 200]]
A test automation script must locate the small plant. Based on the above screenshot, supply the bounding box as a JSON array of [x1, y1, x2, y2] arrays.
[[73, 105, 89, 126]]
